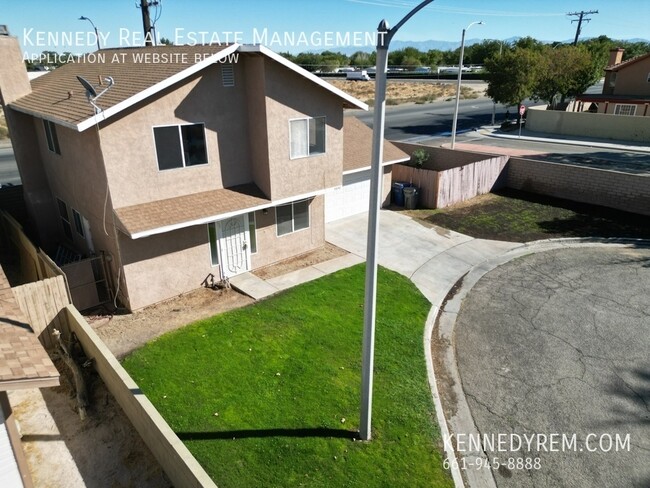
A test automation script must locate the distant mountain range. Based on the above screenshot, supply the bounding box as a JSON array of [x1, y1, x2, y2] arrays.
[[331, 36, 649, 55]]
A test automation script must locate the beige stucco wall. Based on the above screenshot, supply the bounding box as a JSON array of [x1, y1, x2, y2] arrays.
[[612, 58, 650, 97], [251, 196, 325, 269], [118, 195, 325, 309], [99, 62, 252, 209], [0, 35, 31, 105], [119, 224, 216, 310], [263, 60, 344, 201], [526, 105, 650, 142]]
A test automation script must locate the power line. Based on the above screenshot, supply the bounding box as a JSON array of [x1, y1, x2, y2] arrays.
[[567, 10, 599, 45]]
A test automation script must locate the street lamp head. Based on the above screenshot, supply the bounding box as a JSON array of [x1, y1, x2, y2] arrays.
[[79, 16, 87, 21]]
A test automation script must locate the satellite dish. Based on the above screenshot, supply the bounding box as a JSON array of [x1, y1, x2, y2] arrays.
[[76, 76, 98, 98], [76, 75, 115, 114]]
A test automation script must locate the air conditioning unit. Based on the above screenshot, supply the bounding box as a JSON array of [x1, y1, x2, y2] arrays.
[[0, 25, 9, 36]]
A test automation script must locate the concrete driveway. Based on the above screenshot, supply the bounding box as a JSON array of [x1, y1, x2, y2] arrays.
[[326, 210, 517, 305], [455, 246, 650, 488]]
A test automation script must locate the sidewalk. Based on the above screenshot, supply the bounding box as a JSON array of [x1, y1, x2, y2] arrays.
[[479, 125, 650, 153]]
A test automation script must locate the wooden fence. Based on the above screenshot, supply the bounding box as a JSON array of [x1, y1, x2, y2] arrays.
[[0, 210, 68, 286], [11, 276, 70, 349], [392, 165, 439, 208], [62, 305, 217, 488]]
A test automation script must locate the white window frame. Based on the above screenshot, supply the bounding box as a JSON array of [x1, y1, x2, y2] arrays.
[[152, 123, 209, 171], [614, 104, 637, 116], [56, 198, 72, 241], [43, 119, 61, 155], [248, 212, 258, 254], [275, 200, 311, 237], [71, 208, 85, 237], [289, 116, 326, 160], [207, 222, 220, 267]]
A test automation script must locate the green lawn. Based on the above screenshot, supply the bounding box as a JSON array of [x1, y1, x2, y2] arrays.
[[404, 188, 650, 242], [122, 265, 453, 488]]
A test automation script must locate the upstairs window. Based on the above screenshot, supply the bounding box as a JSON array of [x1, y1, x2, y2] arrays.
[[289, 117, 325, 159], [153, 123, 208, 170], [276, 200, 310, 236], [43, 119, 61, 154]]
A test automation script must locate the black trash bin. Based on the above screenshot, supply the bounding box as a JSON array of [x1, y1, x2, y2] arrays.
[[391, 182, 411, 206]]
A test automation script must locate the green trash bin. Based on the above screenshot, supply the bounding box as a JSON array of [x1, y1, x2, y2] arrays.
[[403, 187, 418, 210]]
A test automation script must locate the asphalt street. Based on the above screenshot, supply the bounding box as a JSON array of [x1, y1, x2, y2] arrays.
[[0, 145, 21, 186], [455, 246, 650, 488]]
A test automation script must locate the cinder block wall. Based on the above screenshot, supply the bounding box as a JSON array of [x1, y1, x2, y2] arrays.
[[526, 106, 650, 143], [506, 158, 650, 216]]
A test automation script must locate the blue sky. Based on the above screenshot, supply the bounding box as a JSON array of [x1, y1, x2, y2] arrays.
[[3, 0, 649, 56]]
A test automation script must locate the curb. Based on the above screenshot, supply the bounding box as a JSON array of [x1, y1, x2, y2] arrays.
[[424, 237, 650, 488], [478, 128, 650, 154]]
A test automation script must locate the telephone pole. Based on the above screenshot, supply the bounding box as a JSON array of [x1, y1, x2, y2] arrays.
[[137, 0, 159, 46], [568, 10, 598, 45]]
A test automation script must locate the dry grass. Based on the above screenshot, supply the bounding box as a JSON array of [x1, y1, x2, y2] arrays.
[[327, 79, 480, 106]]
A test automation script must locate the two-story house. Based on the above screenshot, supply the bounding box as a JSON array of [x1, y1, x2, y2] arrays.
[[576, 48, 650, 116], [0, 33, 407, 310]]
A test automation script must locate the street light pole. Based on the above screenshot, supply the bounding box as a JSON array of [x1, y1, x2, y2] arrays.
[[360, 0, 435, 442], [79, 16, 101, 51], [450, 21, 483, 149]]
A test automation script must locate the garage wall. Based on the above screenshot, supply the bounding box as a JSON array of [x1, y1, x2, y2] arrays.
[[325, 167, 391, 223]]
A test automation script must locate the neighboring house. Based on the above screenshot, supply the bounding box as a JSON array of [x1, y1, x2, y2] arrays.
[[0, 33, 407, 310], [576, 48, 650, 116], [0, 264, 59, 488]]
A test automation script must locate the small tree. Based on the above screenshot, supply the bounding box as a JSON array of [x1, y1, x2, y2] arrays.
[[485, 48, 541, 110]]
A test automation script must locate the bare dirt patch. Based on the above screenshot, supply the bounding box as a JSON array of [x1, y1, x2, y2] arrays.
[[253, 243, 348, 280], [89, 287, 254, 358], [10, 364, 169, 488], [327, 79, 480, 105]]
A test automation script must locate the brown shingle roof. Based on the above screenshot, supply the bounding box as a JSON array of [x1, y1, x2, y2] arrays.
[[9, 45, 367, 130], [0, 265, 59, 390], [114, 183, 270, 238], [343, 116, 409, 173], [11, 44, 234, 128]]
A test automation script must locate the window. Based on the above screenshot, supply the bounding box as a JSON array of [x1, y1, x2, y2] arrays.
[[72, 209, 85, 237], [153, 123, 208, 170], [289, 117, 325, 159], [248, 212, 257, 254], [207, 222, 219, 266], [276, 200, 310, 236], [57, 198, 72, 240], [43, 119, 60, 154], [222, 64, 235, 87], [614, 104, 637, 116]]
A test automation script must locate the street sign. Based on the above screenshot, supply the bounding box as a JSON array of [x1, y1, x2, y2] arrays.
[[519, 104, 526, 116]]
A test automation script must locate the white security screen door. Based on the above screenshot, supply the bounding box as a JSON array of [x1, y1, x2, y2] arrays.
[[218, 215, 251, 278]]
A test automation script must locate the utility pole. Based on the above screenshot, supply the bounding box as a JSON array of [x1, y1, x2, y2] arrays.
[[567, 10, 598, 45], [137, 0, 158, 46], [360, 0, 435, 442]]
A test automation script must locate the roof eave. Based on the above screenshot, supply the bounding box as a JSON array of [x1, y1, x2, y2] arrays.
[[343, 156, 410, 175], [119, 186, 337, 239]]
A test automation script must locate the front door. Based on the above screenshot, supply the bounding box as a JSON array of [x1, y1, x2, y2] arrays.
[[218, 215, 251, 278]]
